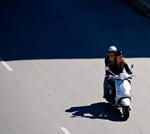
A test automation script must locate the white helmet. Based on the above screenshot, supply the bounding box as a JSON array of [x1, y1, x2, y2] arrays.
[[108, 46, 117, 52]]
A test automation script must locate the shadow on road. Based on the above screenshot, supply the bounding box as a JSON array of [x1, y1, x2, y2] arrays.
[[65, 102, 126, 122], [0, 0, 150, 61]]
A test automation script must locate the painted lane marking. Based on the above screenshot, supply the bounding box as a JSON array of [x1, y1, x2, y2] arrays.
[[0, 57, 13, 71], [61, 127, 71, 134]]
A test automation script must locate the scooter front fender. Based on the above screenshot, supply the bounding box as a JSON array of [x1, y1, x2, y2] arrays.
[[121, 98, 131, 110]]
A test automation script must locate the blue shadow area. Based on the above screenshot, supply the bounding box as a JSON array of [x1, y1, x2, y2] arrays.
[[0, 0, 150, 61]]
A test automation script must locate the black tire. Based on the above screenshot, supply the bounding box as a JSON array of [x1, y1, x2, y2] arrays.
[[122, 106, 130, 121]]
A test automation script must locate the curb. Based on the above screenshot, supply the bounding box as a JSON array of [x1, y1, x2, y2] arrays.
[[128, 0, 150, 17]]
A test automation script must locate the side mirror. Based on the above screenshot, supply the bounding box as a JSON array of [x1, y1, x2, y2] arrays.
[[131, 64, 134, 69]]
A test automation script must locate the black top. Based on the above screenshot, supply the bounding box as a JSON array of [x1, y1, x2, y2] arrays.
[[104, 55, 132, 75], [111, 62, 132, 75], [105, 55, 111, 66]]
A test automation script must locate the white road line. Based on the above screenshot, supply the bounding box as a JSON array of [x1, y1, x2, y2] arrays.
[[61, 127, 71, 134], [0, 57, 13, 72]]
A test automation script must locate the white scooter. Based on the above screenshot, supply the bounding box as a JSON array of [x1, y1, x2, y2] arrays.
[[105, 65, 135, 120]]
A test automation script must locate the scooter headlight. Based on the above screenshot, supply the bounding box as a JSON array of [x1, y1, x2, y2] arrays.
[[119, 74, 125, 80]]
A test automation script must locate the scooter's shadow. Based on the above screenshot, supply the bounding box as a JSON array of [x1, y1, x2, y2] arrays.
[[65, 102, 125, 122]]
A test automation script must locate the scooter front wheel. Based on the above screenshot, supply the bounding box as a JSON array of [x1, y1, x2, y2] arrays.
[[122, 106, 130, 121]]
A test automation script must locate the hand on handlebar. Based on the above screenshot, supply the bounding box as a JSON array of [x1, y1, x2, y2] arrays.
[[108, 75, 113, 79]]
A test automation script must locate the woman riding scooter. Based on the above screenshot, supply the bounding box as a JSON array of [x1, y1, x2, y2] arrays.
[[107, 50, 132, 104]]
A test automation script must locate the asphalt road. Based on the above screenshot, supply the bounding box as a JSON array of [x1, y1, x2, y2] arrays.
[[0, 0, 150, 134]]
